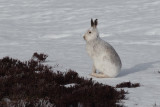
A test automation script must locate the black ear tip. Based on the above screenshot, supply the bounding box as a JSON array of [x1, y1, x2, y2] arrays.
[[91, 18, 94, 27], [94, 19, 98, 26]]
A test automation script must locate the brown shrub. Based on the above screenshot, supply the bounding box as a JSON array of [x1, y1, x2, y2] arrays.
[[116, 82, 140, 88], [32, 52, 48, 62], [0, 53, 127, 107]]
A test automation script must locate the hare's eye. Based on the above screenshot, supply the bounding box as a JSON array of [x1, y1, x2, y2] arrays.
[[89, 31, 91, 34]]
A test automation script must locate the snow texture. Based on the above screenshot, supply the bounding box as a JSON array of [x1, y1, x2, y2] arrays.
[[0, 0, 160, 107], [63, 83, 77, 88]]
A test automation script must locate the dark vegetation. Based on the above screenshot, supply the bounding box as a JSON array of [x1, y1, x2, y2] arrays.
[[32, 52, 48, 62], [116, 82, 140, 88], [0, 53, 130, 107]]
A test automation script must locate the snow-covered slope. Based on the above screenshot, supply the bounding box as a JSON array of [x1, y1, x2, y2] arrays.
[[0, 0, 160, 106]]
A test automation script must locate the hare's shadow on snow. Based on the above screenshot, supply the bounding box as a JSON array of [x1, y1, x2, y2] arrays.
[[118, 61, 160, 77]]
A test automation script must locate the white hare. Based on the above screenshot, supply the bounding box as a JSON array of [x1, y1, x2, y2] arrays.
[[83, 19, 122, 78]]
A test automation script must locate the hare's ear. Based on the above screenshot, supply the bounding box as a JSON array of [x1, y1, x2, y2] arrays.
[[91, 18, 94, 27], [94, 19, 98, 27]]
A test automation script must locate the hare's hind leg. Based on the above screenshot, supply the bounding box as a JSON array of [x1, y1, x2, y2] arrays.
[[90, 73, 110, 78]]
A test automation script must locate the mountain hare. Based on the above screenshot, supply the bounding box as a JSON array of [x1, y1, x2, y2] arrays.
[[83, 19, 122, 78]]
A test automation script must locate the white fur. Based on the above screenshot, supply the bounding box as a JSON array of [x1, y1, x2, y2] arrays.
[[83, 19, 122, 78]]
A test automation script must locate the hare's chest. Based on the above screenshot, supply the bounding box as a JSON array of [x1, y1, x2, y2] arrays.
[[86, 44, 94, 57], [86, 43, 104, 58]]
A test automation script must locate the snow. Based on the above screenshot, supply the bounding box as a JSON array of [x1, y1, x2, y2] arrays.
[[0, 0, 160, 106], [63, 83, 77, 88]]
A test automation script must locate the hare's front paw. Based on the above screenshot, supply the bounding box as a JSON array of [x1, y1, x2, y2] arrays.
[[89, 72, 110, 78], [90, 73, 101, 78], [90, 73, 96, 77]]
